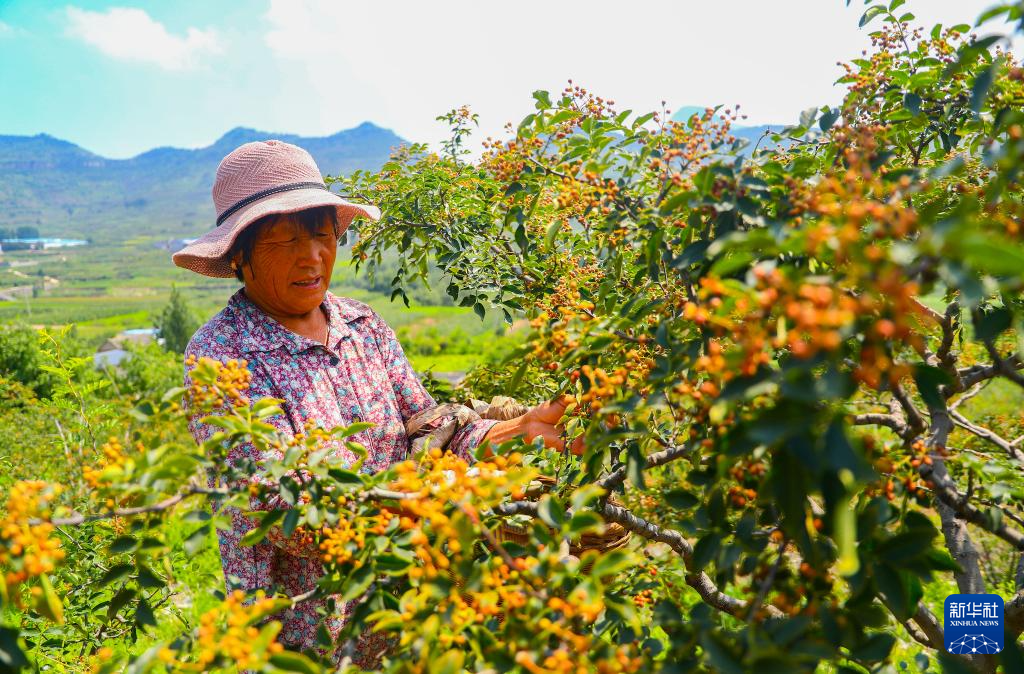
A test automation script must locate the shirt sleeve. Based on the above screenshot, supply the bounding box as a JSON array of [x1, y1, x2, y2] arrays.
[[184, 339, 322, 559], [364, 310, 501, 462]]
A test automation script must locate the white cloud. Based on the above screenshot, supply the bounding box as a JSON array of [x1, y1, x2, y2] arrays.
[[0, 20, 13, 36], [65, 6, 221, 71], [259, 0, 1020, 154]]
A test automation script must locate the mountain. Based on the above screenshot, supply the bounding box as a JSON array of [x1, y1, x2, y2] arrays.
[[0, 122, 405, 243]]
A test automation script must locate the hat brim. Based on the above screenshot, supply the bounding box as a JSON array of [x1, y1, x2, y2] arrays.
[[172, 188, 381, 278]]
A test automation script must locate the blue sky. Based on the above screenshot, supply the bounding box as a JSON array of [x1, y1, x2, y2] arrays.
[[0, 0, 1018, 159]]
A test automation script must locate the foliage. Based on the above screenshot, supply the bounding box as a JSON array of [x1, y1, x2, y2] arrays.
[[155, 285, 200, 355], [2, 1, 1024, 673], [0, 323, 69, 397]]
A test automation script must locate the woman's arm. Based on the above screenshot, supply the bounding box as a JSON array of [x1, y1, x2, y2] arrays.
[[481, 395, 584, 456], [365, 310, 500, 460]]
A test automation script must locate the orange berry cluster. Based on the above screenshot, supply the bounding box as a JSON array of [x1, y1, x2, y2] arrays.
[[647, 107, 738, 188], [577, 364, 627, 412], [83, 436, 143, 489], [0, 481, 65, 598], [514, 645, 642, 674], [184, 355, 251, 410], [867, 439, 940, 502], [389, 448, 529, 580], [158, 589, 286, 671], [319, 508, 392, 566]]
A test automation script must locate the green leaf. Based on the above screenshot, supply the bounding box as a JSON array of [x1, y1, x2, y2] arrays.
[[537, 494, 566, 528], [904, 92, 922, 114], [282, 508, 300, 538], [970, 62, 996, 112], [108, 535, 138, 554], [240, 510, 284, 547], [924, 547, 961, 573], [106, 587, 136, 622], [875, 563, 921, 621], [850, 632, 896, 662], [819, 107, 841, 131], [375, 553, 413, 575], [0, 627, 28, 669], [799, 106, 819, 129], [691, 534, 720, 570], [671, 239, 711, 269], [515, 222, 529, 253], [973, 305, 1011, 343], [699, 632, 744, 674], [875, 530, 937, 566], [567, 511, 603, 536], [334, 421, 374, 438], [327, 468, 364, 484], [998, 639, 1024, 674], [269, 651, 323, 674], [134, 596, 156, 629], [99, 563, 134, 587], [532, 90, 552, 109], [834, 491, 860, 577], [859, 5, 886, 27], [341, 565, 376, 601], [429, 650, 465, 674], [938, 652, 981, 674], [183, 525, 210, 557], [136, 566, 164, 589], [35, 574, 64, 624], [545, 219, 563, 248], [664, 489, 700, 510], [590, 550, 633, 578], [912, 364, 951, 410], [957, 233, 1024, 276]]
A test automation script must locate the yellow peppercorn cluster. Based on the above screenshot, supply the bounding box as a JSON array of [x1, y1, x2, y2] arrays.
[[576, 364, 627, 413], [82, 436, 144, 490], [389, 448, 530, 580], [514, 643, 642, 674], [321, 514, 366, 561], [184, 355, 251, 410], [0, 481, 65, 599], [319, 506, 393, 568], [157, 589, 286, 671]]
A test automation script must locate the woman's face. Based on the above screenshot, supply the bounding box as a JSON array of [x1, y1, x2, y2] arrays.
[[234, 212, 338, 318]]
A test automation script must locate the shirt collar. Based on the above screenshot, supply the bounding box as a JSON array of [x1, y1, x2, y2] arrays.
[[230, 288, 373, 355]]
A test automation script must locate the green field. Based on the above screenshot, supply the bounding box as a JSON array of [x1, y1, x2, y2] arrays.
[[0, 238, 523, 377]]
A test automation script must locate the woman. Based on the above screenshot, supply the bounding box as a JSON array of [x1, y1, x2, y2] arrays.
[[173, 140, 576, 667]]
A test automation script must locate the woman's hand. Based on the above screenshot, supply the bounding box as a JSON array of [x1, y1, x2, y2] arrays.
[[482, 394, 584, 455]]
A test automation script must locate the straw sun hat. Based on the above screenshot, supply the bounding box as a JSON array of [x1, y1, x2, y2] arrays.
[[171, 139, 381, 278]]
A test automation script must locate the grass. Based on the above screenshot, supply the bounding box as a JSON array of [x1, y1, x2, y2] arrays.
[[0, 241, 517, 372], [409, 353, 480, 373]]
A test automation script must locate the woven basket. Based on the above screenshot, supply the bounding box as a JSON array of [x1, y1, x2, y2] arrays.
[[497, 475, 631, 557]]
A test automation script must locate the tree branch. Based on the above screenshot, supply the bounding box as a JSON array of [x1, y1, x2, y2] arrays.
[[851, 412, 909, 436], [596, 440, 697, 491], [926, 405, 987, 594], [919, 459, 1024, 551], [949, 410, 1024, 464], [892, 382, 926, 435], [599, 502, 755, 617], [494, 498, 765, 618]]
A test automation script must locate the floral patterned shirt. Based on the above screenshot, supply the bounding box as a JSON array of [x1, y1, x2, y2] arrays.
[[183, 287, 499, 667]]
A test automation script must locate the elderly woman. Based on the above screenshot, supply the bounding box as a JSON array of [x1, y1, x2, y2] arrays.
[[172, 140, 574, 667]]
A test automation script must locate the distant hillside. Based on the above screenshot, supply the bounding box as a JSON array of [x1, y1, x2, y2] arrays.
[[670, 106, 783, 155], [0, 122, 405, 243]]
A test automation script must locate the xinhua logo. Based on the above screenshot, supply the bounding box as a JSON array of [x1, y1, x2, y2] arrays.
[[944, 594, 1004, 655]]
